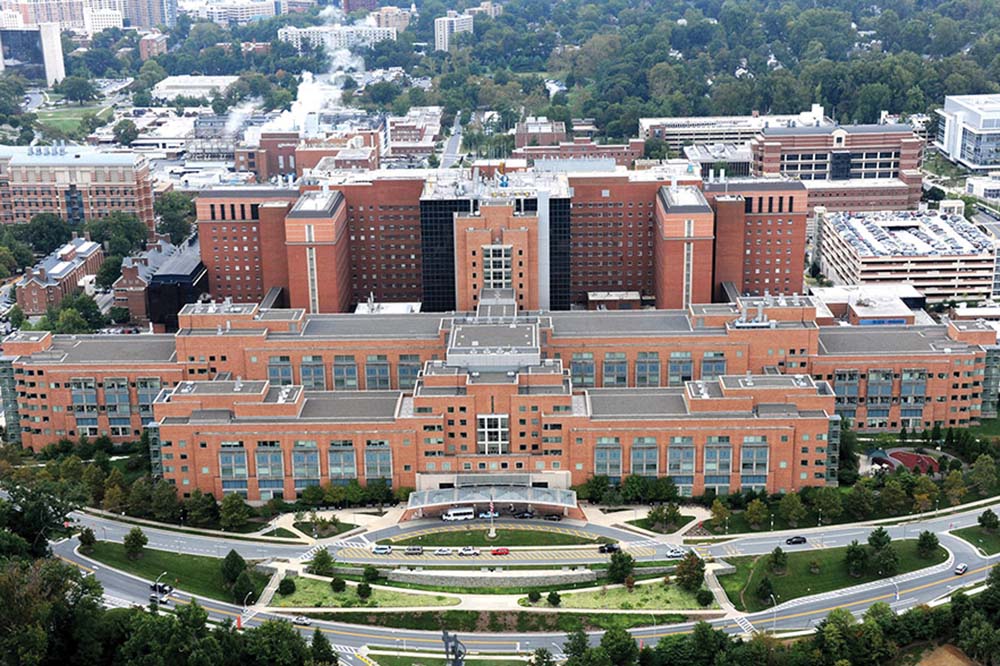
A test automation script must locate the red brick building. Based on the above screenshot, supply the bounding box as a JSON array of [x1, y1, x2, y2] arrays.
[[749, 124, 924, 212], [113, 237, 177, 325], [15, 236, 104, 315], [514, 117, 567, 148]]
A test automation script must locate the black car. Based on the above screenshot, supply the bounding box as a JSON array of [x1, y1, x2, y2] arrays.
[[543, 513, 563, 521], [514, 511, 535, 519], [150, 582, 174, 594], [785, 536, 807, 545], [598, 543, 621, 553]]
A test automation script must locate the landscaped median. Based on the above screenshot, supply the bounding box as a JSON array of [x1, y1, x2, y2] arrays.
[[301, 609, 688, 632], [85, 541, 268, 602], [718, 539, 949, 613], [519, 579, 716, 610], [272, 576, 459, 608]]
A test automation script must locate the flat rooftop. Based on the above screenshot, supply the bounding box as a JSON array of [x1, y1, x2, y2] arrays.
[[299, 313, 444, 339], [761, 123, 914, 137], [421, 169, 571, 201], [450, 323, 536, 350], [13, 335, 178, 365], [824, 210, 994, 258], [640, 105, 830, 132], [818, 326, 976, 355], [287, 189, 344, 218], [548, 310, 696, 336], [683, 143, 752, 162], [171, 380, 267, 396], [658, 185, 712, 214], [1, 145, 143, 168]]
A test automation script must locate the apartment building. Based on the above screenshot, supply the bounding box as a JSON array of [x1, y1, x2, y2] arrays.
[[124, 0, 176, 27], [433, 9, 472, 51], [3, 290, 997, 499], [277, 24, 396, 52], [0, 145, 155, 230], [372, 5, 410, 31], [138, 31, 167, 60], [817, 210, 997, 303]]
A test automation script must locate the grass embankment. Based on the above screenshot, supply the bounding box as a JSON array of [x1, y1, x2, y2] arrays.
[[262, 527, 299, 538], [719, 540, 949, 613], [87, 541, 267, 603], [625, 516, 695, 534], [385, 528, 609, 547], [952, 526, 1000, 555], [35, 105, 112, 134], [273, 577, 458, 608], [304, 609, 687, 632], [541, 581, 715, 610]]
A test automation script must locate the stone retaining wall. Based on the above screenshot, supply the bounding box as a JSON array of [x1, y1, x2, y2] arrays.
[[388, 568, 598, 588]]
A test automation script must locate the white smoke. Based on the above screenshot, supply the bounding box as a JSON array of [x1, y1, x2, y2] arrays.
[[224, 101, 257, 136]]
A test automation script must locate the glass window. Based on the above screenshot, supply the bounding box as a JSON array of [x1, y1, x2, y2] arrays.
[[268, 356, 293, 386], [668, 352, 693, 386], [603, 352, 628, 387], [366, 355, 391, 390], [477, 414, 509, 455], [571, 352, 595, 387], [635, 352, 660, 387], [333, 355, 358, 390], [328, 440, 357, 481], [364, 440, 392, 479], [398, 354, 421, 390], [630, 437, 658, 476], [300, 355, 326, 390], [482, 245, 513, 289], [292, 441, 320, 491], [701, 352, 726, 379], [595, 437, 622, 481]]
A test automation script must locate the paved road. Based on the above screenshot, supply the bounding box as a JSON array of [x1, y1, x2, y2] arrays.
[[62, 501, 1000, 656], [441, 112, 463, 168]]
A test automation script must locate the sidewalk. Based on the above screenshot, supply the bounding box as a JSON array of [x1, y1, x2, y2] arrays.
[[580, 504, 712, 542]]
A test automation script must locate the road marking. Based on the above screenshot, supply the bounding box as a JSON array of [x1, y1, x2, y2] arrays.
[[734, 616, 756, 635], [57, 555, 95, 573]]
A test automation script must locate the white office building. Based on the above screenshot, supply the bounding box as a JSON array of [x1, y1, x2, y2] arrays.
[[277, 24, 396, 52], [433, 9, 473, 51], [639, 104, 831, 151], [967, 172, 1000, 201], [936, 94, 1000, 171]]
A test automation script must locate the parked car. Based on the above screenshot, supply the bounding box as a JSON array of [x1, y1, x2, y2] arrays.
[[666, 548, 687, 559], [785, 536, 807, 545], [458, 546, 480, 556], [293, 615, 311, 626], [543, 513, 563, 521], [491, 547, 510, 556], [149, 582, 174, 594], [478, 511, 499, 519], [598, 543, 621, 553], [955, 563, 969, 575], [434, 547, 453, 556], [514, 511, 535, 519], [148, 593, 169, 604], [371, 544, 393, 555], [404, 545, 424, 555]]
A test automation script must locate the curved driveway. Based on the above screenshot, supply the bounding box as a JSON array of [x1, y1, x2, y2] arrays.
[[62, 500, 1000, 655]]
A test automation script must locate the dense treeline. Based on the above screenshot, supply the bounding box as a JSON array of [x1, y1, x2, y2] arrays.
[[411, 0, 1000, 138]]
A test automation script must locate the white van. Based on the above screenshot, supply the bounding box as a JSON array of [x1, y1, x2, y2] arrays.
[[441, 507, 475, 521]]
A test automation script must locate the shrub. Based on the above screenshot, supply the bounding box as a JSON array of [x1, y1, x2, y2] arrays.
[[362, 565, 379, 582], [696, 589, 714, 607], [528, 590, 542, 603], [624, 575, 635, 592], [809, 559, 821, 575], [277, 578, 296, 596], [547, 591, 561, 607], [357, 582, 372, 599], [330, 577, 346, 592]]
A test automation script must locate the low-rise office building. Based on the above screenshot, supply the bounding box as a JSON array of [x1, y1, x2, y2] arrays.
[[936, 94, 1000, 171]]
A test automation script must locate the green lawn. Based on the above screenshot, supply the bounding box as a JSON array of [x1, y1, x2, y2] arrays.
[[626, 516, 695, 534], [87, 541, 267, 603], [262, 527, 299, 538], [719, 540, 949, 613], [953, 526, 1000, 555], [272, 576, 458, 609], [966, 417, 1000, 438], [35, 105, 112, 134], [304, 609, 687, 632], [292, 521, 357, 538], [524, 581, 713, 610], [386, 528, 609, 548]]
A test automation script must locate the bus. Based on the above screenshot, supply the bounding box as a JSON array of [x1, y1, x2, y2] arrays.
[[441, 507, 475, 521]]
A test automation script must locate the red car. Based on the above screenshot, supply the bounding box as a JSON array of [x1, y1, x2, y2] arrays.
[[491, 547, 510, 556]]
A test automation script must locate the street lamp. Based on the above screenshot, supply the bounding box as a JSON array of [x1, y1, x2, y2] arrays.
[[891, 578, 900, 601], [243, 590, 254, 612], [154, 570, 168, 591], [725, 515, 729, 535], [770, 513, 774, 531], [770, 594, 778, 631]]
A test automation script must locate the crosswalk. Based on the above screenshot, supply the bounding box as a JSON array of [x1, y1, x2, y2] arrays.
[[721, 544, 742, 558], [102, 594, 133, 609], [298, 544, 326, 562], [331, 644, 360, 655], [734, 616, 756, 635]]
